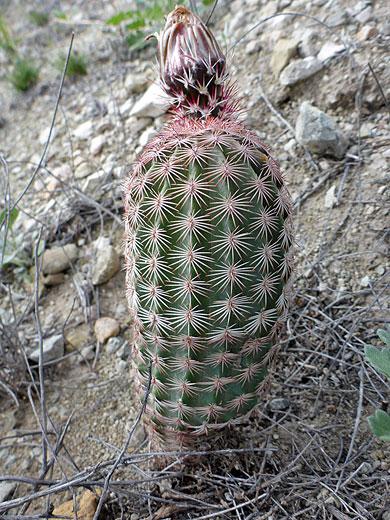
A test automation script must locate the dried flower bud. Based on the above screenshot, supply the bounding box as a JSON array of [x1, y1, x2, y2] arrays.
[[157, 5, 227, 116]]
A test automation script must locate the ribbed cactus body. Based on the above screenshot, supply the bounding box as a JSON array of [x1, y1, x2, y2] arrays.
[[123, 6, 294, 446]]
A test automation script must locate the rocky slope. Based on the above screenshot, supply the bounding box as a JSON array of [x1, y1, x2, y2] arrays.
[[0, 0, 389, 518]]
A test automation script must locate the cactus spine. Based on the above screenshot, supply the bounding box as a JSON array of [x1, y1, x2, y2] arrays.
[[123, 5, 294, 446]]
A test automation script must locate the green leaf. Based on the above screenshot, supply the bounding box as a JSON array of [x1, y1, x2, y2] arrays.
[[53, 11, 67, 20], [146, 3, 164, 21], [125, 17, 146, 30], [14, 233, 23, 248], [2, 250, 20, 266], [106, 10, 133, 25], [0, 12, 17, 55], [37, 238, 45, 257], [8, 58, 39, 91], [365, 345, 390, 380], [2, 244, 31, 268], [203, 0, 216, 5], [126, 30, 149, 50], [29, 10, 49, 27], [367, 410, 390, 441], [0, 208, 19, 229], [378, 329, 390, 347]]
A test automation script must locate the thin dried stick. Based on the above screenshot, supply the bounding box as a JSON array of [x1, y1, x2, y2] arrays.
[[34, 227, 48, 473]]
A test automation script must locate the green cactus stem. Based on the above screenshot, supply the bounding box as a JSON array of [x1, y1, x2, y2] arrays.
[[123, 5, 294, 446]]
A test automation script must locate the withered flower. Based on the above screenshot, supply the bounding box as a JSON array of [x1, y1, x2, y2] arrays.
[[157, 5, 227, 115]]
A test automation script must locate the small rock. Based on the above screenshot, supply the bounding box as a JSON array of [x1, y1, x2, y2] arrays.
[[46, 164, 73, 195], [360, 123, 373, 138], [117, 341, 132, 360], [31, 447, 41, 458], [43, 273, 65, 286], [106, 99, 116, 115], [295, 102, 348, 159], [90, 134, 106, 155], [4, 455, 17, 470], [270, 38, 299, 76], [125, 73, 149, 94], [52, 490, 98, 520], [0, 309, 12, 325], [139, 127, 158, 148], [128, 116, 153, 135], [130, 82, 169, 118], [270, 398, 288, 411], [73, 272, 92, 298], [94, 317, 120, 343], [120, 98, 134, 115], [326, 10, 351, 27], [74, 120, 94, 140], [356, 25, 376, 40], [45, 178, 59, 196], [39, 126, 56, 145], [43, 306, 55, 327], [356, 6, 372, 23], [246, 39, 262, 54], [65, 324, 91, 351], [102, 153, 115, 174], [0, 482, 17, 503], [279, 57, 322, 86], [74, 154, 85, 168], [75, 161, 94, 180], [34, 178, 45, 192], [298, 28, 320, 57], [50, 391, 61, 404], [324, 185, 337, 209], [91, 238, 120, 285], [360, 275, 370, 287], [106, 336, 122, 355], [350, 1, 371, 16], [80, 345, 95, 361], [375, 265, 385, 275], [82, 169, 107, 193], [318, 281, 327, 292], [360, 461, 374, 474], [129, 424, 146, 446], [22, 457, 33, 471], [283, 139, 297, 157], [115, 302, 129, 318], [29, 334, 64, 363], [0, 448, 9, 459], [317, 42, 344, 62], [42, 244, 78, 274], [261, 28, 285, 47], [382, 22, 390, 36], [115, 358, 128, 374], [53, 164, 72, 181], [0, 410, 17, 430]]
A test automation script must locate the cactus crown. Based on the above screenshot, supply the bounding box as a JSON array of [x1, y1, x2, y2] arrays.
[[157, 4, 239, 120]]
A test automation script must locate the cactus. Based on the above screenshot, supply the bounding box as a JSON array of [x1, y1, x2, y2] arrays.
[[123, 5, 294, 446]]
